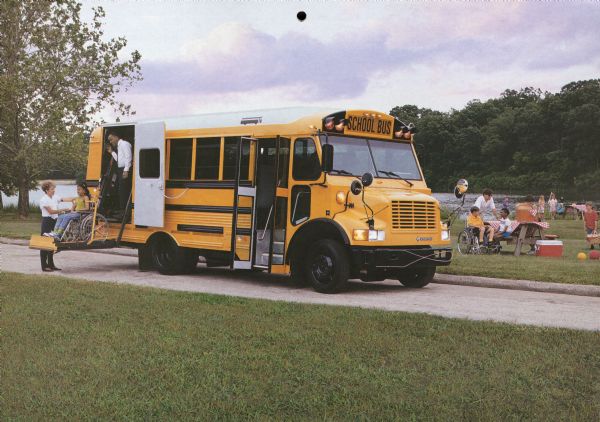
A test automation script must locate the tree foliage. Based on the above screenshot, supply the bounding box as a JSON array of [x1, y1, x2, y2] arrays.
[[391, 80, 600, 199], [0, 0, 141, 216]]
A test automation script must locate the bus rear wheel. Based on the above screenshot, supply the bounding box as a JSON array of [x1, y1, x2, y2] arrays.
[[305, 239, 349, 293], [152, 236, 197, 275], [397, 267, 435, 288]]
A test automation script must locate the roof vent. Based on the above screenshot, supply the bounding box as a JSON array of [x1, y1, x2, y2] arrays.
[[241, 116, 262, 125]]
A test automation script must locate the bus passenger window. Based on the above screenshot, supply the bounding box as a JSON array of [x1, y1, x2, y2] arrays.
[[292, 138, 321, 181], [223, 137, 250, 180], [168, 139, 192, 180], [195, 137, 221, 180], [139, 148, 160, 178]]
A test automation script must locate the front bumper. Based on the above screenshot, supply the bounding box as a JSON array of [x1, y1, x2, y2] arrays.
[[349, 246, 452, 280]]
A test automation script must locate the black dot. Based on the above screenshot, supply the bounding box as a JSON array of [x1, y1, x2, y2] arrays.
[[297, 11, 306, 21]]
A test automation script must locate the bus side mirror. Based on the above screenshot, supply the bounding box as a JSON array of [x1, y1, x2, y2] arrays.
[[454, 178, 468, 198], [321, 144, 334, 173]]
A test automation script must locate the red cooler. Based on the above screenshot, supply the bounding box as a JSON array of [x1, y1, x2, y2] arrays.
[[535, 240, 563, 257]]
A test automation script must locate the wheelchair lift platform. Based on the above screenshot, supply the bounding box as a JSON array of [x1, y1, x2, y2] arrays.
[[29, 235, 118, 253]]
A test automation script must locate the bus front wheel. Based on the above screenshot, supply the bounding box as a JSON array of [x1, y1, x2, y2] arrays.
[[152, 236, 197, 275], [397, 267, 435, 288], [305, 239, 349, 293]]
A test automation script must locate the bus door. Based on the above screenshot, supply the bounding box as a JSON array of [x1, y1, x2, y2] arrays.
[[133, 121, 165, 227], [252, 137, 290, 270], [232, 137, 257, 269]]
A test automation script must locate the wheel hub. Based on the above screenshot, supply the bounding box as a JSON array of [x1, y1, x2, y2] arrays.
[[312, 254, 334, 281]]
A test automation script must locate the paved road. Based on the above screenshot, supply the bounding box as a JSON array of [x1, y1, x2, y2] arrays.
[[1, 243, 599, 331]]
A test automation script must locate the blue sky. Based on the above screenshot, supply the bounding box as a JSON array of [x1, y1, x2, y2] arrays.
[[82, 1, 600, 120]]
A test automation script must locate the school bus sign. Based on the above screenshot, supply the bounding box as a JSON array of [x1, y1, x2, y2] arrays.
[[345, 112, 394, 139], [323, 110, 397, 140]]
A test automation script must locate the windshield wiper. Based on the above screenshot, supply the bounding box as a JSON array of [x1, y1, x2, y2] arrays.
[[378, 170, 414, 187], [330, 169, 353, 176]]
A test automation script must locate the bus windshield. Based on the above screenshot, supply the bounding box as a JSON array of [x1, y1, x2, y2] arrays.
[[321, 135, 422, 180]]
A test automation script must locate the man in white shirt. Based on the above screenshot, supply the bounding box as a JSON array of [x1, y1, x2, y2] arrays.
[[473, 188, 498, 221], [107, 131, 133, 214]]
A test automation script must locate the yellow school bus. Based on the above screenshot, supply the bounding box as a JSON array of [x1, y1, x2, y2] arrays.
[[31, 107, 452, 293]]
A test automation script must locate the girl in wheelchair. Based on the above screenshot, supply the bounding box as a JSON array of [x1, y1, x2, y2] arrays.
[[44, 182, 91, 240], [467, 206, 494, 245]]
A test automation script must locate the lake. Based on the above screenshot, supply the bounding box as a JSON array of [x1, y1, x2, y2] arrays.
[[2, 182, 78, 208]]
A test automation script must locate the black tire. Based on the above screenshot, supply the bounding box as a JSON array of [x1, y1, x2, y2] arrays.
[[152, 235, 197, 275], [398, 267, 435, 288], [304, 239, 349, 293], [138, 244, 154, 271]]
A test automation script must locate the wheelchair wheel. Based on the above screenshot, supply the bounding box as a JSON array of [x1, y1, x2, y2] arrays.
[[457, 230, 473, 255], [80, 214, 109, 242]]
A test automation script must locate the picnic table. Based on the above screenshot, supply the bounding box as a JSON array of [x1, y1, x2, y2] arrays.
[[487, 220, 550, 256], [587, 234, 600, 247]]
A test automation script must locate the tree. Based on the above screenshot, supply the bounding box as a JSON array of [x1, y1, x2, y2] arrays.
[[0, 0, 141, 217], [390, 79, 600, 199]]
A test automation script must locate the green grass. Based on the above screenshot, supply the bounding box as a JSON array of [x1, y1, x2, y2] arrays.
[[0, 209, 40, 239], [1, 273, 599, 420], [440, 219, 600, 285]]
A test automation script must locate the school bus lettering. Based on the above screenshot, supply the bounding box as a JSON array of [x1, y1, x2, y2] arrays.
[[29, 108, 453, 294]]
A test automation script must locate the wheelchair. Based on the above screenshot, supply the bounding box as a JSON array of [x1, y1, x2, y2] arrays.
[[457, 226, 501, 255], [59, 204, 109, 243]]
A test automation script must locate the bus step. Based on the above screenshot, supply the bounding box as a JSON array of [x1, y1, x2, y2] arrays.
[[261, 253, 284, 266], [273, 241, 284, 254]]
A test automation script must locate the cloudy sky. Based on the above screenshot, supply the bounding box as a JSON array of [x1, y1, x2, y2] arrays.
[[82, 0, 600, 120]]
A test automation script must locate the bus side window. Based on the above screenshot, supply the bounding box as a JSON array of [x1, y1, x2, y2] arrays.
[[139, 148, 160, 178], [292, 138, 321, 181], [168, 139, 193, 180], [291, 185, 311, 225], [195, 137, 221, 180]]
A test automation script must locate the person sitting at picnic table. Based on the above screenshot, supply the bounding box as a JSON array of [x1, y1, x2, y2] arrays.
[[468, 206, 494, 245], [515, 195, 538, 222], [473, 188, 498, 220], [583, 202, 598, 250], [494, 208, 513, 240]]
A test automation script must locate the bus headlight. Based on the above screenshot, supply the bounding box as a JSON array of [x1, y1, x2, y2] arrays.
[[336, 191, 347, 204], [353, 229, 385, 241], [441, 230, 450, 241]]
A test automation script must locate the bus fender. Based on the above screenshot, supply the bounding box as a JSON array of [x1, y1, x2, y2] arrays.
[[145, 231, 181, 247], [286, 218, 350, 264]]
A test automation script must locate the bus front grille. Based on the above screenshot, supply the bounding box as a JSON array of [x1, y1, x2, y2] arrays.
[[391, 201, 437, 230]]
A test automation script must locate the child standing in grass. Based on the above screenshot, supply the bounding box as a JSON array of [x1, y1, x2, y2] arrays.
[[548, 192, 558, 220], [537, 195, 546, 221], [583, 202, 598, 250]]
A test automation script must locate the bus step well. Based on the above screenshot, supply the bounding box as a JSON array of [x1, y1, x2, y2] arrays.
[[262, 253, 284, 266], [273, 241, 284, 254]]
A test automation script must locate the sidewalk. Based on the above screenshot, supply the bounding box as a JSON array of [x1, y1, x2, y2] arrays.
[[2, 236, 599, 298]]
